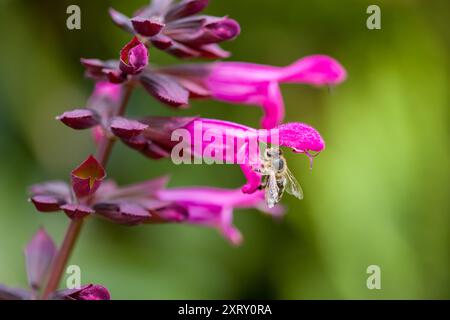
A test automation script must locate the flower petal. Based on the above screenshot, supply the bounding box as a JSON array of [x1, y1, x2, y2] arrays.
[[260, 82, 284, 129], [279, 55, 347, 85], [120, 37, 149, 75], [131, 17, 164, 37], [150, 34, 173, 49], [274, 122, 325, 153], [71, 155, 106, 199], [110, 117, 149, 139], [56, 109, 100, 130], [168, 16, 240, 46], [165, 0, 209, 22], [140, 73, 189, 107], [195, 43, 230, 59], [24, 228, 57, 290], [80, 58, 119, 80], [61, 204, 94, 219], [93, 202, 151, 225], [97, 176, 169, 202], [30, 195, 65, 212]]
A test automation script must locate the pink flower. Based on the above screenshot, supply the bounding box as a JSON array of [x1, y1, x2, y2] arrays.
[[108, 116, 325, 193], [157, 55, 346, 128], [155, 186, 283, 245]]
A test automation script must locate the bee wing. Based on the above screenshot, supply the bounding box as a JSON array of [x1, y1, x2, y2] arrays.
[[284, 167, 303, 200], [265, 172, 280, 208]]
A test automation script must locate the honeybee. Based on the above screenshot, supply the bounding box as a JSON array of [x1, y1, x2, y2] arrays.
[[256, 146, 303, 208]]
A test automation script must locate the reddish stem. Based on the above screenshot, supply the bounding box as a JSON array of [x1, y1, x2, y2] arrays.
[[41, 83, 134, 299]]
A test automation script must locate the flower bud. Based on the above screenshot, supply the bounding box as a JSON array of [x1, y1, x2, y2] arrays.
[[71, 155, 106, 199], [30, 195, 65, 212], [119, 37, 148, 75], [61, 204, 94, 219], [131, 17, 164, 37], [24, 228, 56, 290], [56, 109, 100, 130]]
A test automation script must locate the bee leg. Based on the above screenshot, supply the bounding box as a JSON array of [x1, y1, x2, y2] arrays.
[[258, 175, 268, 190]]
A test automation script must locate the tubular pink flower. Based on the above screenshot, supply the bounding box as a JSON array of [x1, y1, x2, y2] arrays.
[[156, 186, 282, 245], [206, 55, 345, 128], [157, 55, 346, 128], [109, 116, 325, 193], [182, 118, 325, 159]]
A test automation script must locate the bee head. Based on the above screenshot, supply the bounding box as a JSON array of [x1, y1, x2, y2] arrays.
[[272, 158, 285, 171], [265, 147, 283, 159]]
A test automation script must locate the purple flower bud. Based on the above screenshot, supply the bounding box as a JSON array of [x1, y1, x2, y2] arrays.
[[61, 204, 94, 219], [80, 58, 120, 81], [56, 109, 100, 130], [29, 181, 71, 212], [170, 16, 240, 46], [71, 155, 106, 199], [30, 195, 65, 212], [165, 0, 209, 22], [24, 228, 57, 290], [120, 37, 149, 75], [110, 117, 148, 139], [93, 202, 151, 225], [151, 34, 173, 49], [140, 73, 189, 107], [131, 17, 164, 37], [195, 43, 230, 59]]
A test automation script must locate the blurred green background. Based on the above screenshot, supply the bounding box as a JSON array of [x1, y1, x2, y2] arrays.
[[0, 0, 448, 299]]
